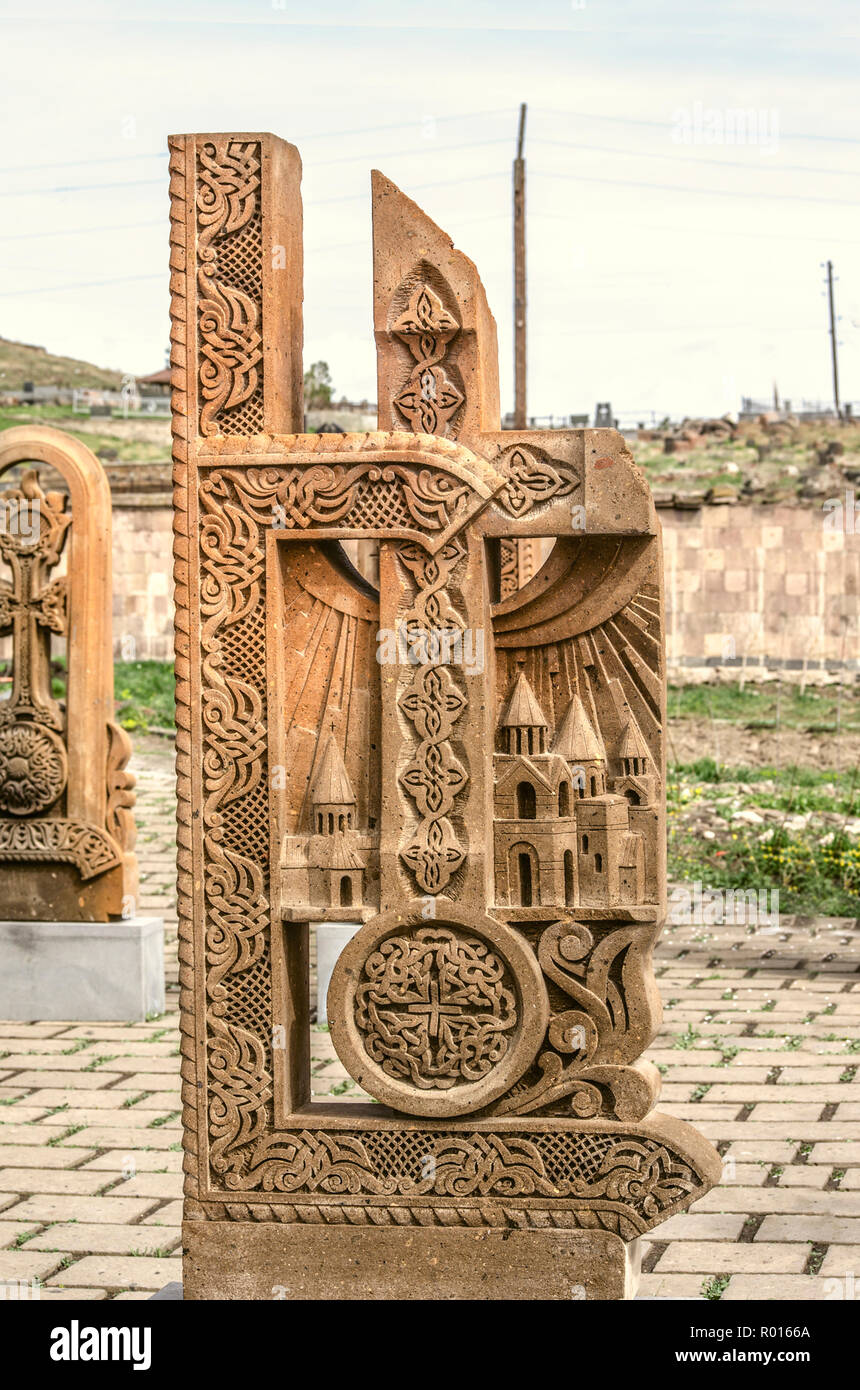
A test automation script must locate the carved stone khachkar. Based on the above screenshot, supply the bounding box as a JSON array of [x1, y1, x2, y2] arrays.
[[0, 429, 137, 918], [0, 429, 162, 1022], [172, 134, 721, 1300]]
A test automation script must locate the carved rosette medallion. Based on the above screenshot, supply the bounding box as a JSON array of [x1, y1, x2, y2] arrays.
[[329, 907, 550, 1117], [0, 723, 67, 815]]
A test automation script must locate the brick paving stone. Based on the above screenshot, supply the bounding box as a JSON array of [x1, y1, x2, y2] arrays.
[[108, 1174, 183, 1200], [647, 1213, 747, 1240], [0, 1250, 67, 1282], [796, 1143, 860, 1164], [57, 1127, 181, 1150], [638, 1272, 709, 1299], [0, 1219, 41, 1244], [4, 1071, 126, 1089], [0, 1124, 74, 1144], [720, 1275, 833, 1300], [699, 1187, 860, 1216], [656, 1242, 810, 1274], [110, 1076, 181, 1093], [26, 1222, 181, 1255], [32, 1108, 178, 1130], [0, 1146, 97, 1169], [142, 1201, 182, 1225], [2, 1195, 159, 1224], [17, 1089, 150, 1111], [80, 1150, 183, 1173], [818, 1246, 860, 1278], [756, 1215, 860, 1243], [35, 1287, 108, 1301], [44, 1254, 182, 1291], [776, 1167, 833, 1188], [0, 1169, 116, 1196]]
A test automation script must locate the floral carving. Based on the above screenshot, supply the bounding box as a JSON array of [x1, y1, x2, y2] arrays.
[[0, 723, 67, 815], [0, 818, 122, 879]]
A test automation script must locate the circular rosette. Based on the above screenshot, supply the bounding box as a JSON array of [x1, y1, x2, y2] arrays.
[[0, 723, 67, 815], [328, 905, 549, 1117]]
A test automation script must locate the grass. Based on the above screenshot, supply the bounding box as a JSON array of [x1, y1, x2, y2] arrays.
[[114, 661, 175, 732], [0, 407, 167, 462], [668, 681, 860, 733]]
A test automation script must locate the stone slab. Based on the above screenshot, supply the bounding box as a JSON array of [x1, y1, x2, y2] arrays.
[[0, 917, 164, 1021], [183, 1221, 641, 1301]]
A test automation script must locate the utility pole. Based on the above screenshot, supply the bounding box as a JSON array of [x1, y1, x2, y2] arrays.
[[513, 102, 527, 429], [826, 259, 841, 418]]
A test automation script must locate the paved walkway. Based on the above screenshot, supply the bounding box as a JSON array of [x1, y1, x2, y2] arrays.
[[0, 737, 858, 1300]]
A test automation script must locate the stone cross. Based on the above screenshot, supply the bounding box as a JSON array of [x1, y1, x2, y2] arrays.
[[170, 132, 720, 1300], [0, 428, 137, 921]]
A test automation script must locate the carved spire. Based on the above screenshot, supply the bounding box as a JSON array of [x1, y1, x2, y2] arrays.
[[311, 734, 356, 808], [553, 695, 606, 764], [500, 672, 548, 755], [617, 718, 649, 765]]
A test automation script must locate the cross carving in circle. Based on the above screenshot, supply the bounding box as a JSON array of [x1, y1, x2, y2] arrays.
[[405, 976, 462, 1039]]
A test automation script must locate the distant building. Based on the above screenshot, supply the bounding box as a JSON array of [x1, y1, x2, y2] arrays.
[[137, 368, 172, 398]]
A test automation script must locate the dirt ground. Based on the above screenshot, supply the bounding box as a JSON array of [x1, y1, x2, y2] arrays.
[[668, 718, 860, 772]]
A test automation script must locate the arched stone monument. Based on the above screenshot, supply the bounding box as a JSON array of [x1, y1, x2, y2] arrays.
[[0, 427, 163, 1021]]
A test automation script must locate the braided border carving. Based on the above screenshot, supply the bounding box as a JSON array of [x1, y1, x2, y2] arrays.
[[169, 134, 199, 1199]]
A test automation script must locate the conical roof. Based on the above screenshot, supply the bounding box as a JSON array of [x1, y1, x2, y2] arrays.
[[553, 695, 605, 762], [618, 718, 649, 762], [501, 672, 548, 729], [311, 734, 356, 805]]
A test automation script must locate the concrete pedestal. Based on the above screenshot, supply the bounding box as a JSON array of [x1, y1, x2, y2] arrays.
[[0, 916, 165, 1021], [315, 921, 361, 1024]]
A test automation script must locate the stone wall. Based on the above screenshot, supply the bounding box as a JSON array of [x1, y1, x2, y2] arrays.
[[109, 496, 860, 675], [112, 498, 174, 661], [662, 502, 859, 677]]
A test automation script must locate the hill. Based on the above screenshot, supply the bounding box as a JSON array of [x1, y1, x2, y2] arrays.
[[0, 336, 124, 391]]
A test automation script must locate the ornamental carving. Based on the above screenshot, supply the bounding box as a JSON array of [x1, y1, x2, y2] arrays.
[[0, 432, 137, 920], [0, 724, 67, 815], [356, 927, 518, 1089], [495, 443, 581, 519], [392, 282, 464, 437], [169, 131, 722, 1301]]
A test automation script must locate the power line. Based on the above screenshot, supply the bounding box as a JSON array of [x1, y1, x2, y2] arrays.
[[0, 219, 165, 243], [532, 136, 858, 179], [0, 273, 162, 298], [313, 135, 511, 167], [532, 168, 860, 206], [0, 152, 168, 175], [535, 107, 860, 146]]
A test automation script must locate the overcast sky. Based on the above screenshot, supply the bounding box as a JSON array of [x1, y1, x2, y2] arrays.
[[1, 0, 859, 420]]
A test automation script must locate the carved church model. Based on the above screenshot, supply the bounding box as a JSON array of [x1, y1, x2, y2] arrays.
[[492, 673, 657, 910], [281, 734, 373, 912]]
